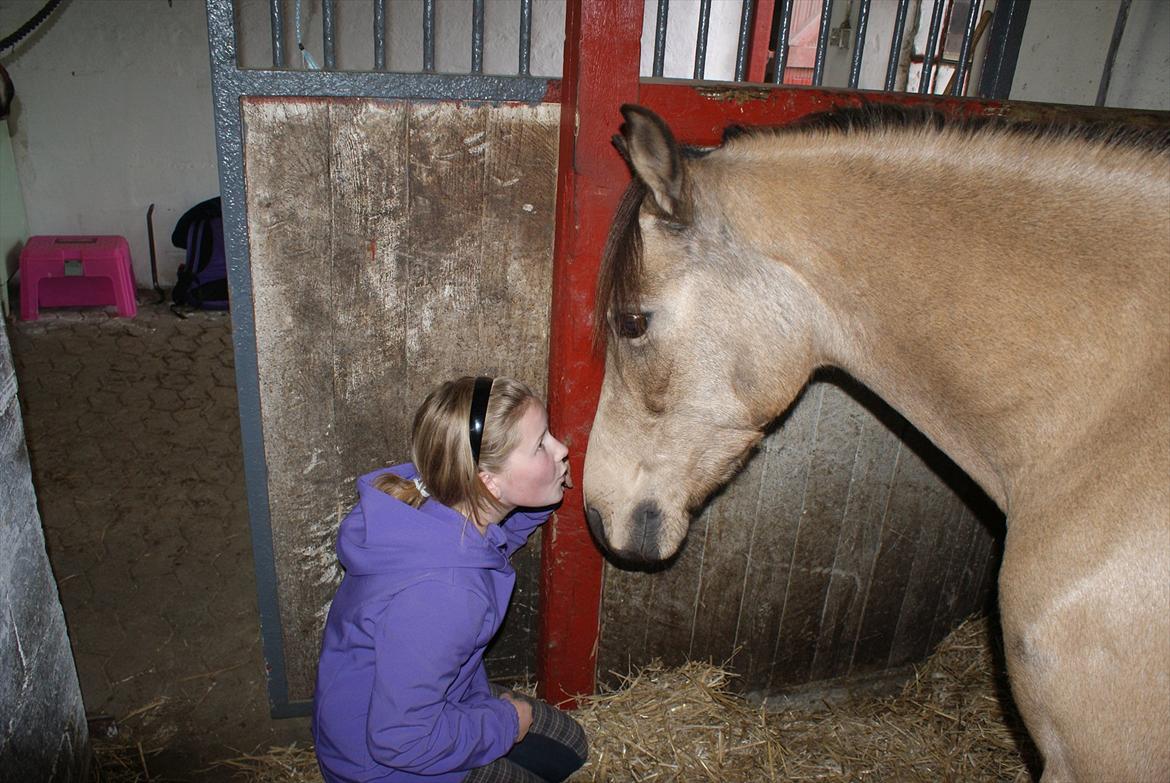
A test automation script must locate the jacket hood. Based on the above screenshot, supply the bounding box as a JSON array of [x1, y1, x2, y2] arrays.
[[336, 464, 509, 576]]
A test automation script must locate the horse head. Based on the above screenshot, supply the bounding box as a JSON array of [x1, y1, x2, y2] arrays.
[[582, 105, 822, 563]]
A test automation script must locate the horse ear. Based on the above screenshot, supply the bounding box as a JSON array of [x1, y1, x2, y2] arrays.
[[620, 104, 688, 222]]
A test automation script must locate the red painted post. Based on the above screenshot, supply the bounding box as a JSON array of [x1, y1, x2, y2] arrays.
[[539, 0, 644, 708], [747, 0, 776, 82]]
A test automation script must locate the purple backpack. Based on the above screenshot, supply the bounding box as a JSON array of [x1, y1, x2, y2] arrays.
[[171, 197, 228, 310]]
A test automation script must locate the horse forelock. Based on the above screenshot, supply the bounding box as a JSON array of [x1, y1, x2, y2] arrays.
[[594, 178, 648, 352]]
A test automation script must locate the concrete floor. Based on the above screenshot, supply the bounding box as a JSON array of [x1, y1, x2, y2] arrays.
[[9, 299, 312, 780]]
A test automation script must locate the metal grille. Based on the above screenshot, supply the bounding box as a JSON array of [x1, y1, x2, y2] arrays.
[[640, 0, 1132, 101]]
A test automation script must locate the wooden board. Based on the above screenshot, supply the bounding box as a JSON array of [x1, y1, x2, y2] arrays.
[[242, 98, 559, 701], [597, 377, 1002, 696]]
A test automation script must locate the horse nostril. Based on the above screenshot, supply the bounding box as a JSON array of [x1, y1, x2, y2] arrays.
[[631, 500, 662, 561], [585, 506, 606, 543]]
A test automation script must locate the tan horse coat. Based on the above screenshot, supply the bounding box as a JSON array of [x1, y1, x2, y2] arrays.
[[583, 106, 1169, 782]]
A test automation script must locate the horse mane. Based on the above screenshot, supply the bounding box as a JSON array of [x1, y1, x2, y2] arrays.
[[735, 101, 1170, 151], [594, 103, 1170, 349]]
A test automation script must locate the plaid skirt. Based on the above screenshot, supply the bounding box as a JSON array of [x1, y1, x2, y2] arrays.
[[464, 686, 589, 783]]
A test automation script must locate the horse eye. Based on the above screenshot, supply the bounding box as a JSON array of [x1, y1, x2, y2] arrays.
[[617, 313, 649, 339]]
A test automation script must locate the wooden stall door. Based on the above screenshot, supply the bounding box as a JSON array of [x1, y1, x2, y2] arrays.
[[242, 98, 560, 703]]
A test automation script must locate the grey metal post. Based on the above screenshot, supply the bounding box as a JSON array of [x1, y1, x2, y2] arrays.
[[734, 0, 753, 82], [472, 0, 485, 74], [1096, 0, 1132, 107], [374, 0, 386, 71], [772, 0, 796, 84], [423, 0, 436, 72], [812, 0, 835, 86], [918, 0, 946, 94], [322, 0, 336, 70], [269, 0, 284, 68], [951, 0, 983, 96], [977, 0, 1030, 99], [652, 0, 670, 77], [848, 0, 872, 89], [694, 0, 712, 79], [884, 0, 911, 91], [519, 0, 533, 76]]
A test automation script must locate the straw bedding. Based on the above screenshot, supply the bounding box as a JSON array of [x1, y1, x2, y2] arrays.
[[93, 616, 1036, 782]]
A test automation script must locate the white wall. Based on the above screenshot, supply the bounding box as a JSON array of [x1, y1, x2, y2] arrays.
[[1, 0, 219, 289], [1012, 0, 1169, 109], [1, 0, 1167, 292], [0, 0, 567, 290]]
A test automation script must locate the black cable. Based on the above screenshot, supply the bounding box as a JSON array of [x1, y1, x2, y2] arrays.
[[1, 0, 65, 52]]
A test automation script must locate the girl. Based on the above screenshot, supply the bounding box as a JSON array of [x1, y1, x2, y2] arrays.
[[313, 376, 588, 783]]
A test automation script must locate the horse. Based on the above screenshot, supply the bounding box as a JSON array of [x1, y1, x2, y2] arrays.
[[581, 104, 1169, 782]]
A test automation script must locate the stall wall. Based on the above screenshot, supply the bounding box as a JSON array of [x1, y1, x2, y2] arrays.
[[0, 320, 88, 779]]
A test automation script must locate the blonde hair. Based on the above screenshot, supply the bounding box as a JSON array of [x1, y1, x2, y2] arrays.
[[373, 377, 541, 526]]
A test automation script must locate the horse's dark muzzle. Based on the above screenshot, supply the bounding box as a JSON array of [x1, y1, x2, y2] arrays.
[[586, 499, 663, 564]]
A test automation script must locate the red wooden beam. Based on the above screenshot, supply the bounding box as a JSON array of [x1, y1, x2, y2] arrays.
[[539, 0, 644, 707], [636, 81, 1007, 145]]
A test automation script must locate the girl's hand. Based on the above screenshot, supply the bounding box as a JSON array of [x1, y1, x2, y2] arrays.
[[499, 692, 533, 742]]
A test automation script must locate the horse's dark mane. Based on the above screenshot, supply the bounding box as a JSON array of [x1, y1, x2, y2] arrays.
[[595, 104, 1170, 349], [727, 102, 1170, 152]]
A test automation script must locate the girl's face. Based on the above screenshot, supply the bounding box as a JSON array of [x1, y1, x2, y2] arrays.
[[487, 403, 570, 509]]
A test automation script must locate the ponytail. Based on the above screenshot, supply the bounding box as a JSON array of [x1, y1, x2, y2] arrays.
[[371, 473, 427, 509]]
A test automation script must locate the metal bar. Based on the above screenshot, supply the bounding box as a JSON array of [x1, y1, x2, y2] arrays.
[[977, 0, 1029, 99], [812, 0, 835, 86], [848, 0, 872, 89], [694, 0, 712, 79], [205, 0, 304, 718], [653, 0, 669, 77], [322, 0, 336, 69], [734, 0, 754, 82], [210, 68, 550, 103], [1096, 0, 1132, 107], [269, 0, 284, 68], [772, 0, 796, 84], [472, 0, 485, 74], [918, 0, 947, 94], [950, 0, 982, 95], [519, 0, 533, 76], [884, 0, 911, 91], [423, 0, 435, 72], [374, 0, 386, 71]]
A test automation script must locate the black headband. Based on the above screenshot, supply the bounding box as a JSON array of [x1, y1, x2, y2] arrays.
[[468, 376, 494, 465]]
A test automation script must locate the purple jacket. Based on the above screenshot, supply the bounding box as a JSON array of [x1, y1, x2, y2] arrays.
[[313, 464, 550, 783]]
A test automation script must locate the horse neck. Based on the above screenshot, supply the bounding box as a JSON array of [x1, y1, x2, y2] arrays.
[[729, 130, 1169, 510]]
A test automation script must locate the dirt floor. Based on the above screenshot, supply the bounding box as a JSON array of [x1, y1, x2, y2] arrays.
[[9, 298, 312, 781]]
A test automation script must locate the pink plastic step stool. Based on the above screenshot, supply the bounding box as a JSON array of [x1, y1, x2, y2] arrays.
[[20, 235, 137, 320]]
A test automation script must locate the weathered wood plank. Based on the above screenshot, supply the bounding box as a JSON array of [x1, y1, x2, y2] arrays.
[[687, 417, 787, 666], [478, 104, 560, 680], [736, 384, 822, 690], [243, 99, 559, 701], [244, 99, 338, 697], [809, 383, 902, 682], [770, 383, 865, 685], [849, 426, 950, 673]]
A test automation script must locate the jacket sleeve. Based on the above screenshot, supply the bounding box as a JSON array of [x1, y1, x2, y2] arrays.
[[499, 508, 553, 557], [367, 580, 520, 774]]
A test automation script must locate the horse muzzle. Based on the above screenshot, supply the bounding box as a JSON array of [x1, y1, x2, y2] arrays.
[[585, 499, 665, 563]]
